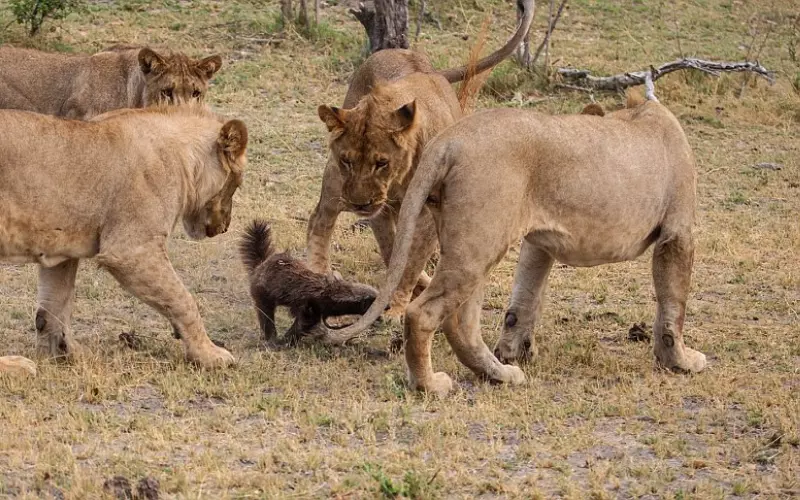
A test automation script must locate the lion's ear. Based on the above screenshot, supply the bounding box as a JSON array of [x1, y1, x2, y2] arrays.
[[138, 48, 166, 75], [197, 55, 223, 79], [318, 105, 348, 132], [219, 119, 249, 160], [392, 101, 416, 131]]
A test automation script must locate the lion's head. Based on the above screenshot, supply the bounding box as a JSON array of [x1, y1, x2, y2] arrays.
[[137, 48, 222, 106], [318, 89, 420, 217], [183, 118, 248, 239]]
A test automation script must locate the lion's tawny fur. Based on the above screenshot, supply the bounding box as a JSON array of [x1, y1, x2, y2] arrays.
[[0, 45, 222, 120], [0, 104, 247, 368], [0, 356, 37, 377], [307, 0, 536, 327], [332, 98, 708, 394], [240, 220, 377, 345]]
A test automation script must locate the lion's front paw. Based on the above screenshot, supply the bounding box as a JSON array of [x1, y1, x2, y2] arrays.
[[382, 304, 405, 325], [412, 371, 453, 396], [501, 364, 527, 385], [187, 344, 236, 368], [0, 356, 37, 377]]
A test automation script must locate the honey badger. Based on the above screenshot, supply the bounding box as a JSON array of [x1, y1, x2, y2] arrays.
[[239, 220, 378, 345]]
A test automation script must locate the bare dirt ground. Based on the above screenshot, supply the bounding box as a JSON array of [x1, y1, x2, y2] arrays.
[[0, 0, 798, 497]]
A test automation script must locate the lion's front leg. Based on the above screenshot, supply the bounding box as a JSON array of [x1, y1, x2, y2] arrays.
[[35, 258, 79, 359], [306, 163, 344, 274], [97, 239, 234, 368]]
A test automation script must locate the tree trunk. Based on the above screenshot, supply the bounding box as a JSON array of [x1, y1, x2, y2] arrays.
[[280, 0, 294, 26], [352, 0, 409, 53]]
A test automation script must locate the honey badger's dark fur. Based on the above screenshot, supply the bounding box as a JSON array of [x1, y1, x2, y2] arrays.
[[239, 220, 378, 345]]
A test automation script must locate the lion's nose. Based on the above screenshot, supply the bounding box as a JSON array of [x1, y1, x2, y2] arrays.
[[352, 201, 374, 211]]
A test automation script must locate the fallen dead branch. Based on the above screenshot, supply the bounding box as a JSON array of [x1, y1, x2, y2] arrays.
[[558, 58, 775, 91]]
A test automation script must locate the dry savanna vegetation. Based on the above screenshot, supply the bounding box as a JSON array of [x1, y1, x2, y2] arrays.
[[1, 0, 798, 497]]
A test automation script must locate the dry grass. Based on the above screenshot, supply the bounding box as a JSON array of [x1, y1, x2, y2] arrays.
[[1, 0, 799, 497]]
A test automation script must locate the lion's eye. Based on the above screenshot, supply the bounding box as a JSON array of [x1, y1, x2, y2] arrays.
[[375, 160, 389, 170], [161, 88, 174, 100], [192, 90, 201, 99]]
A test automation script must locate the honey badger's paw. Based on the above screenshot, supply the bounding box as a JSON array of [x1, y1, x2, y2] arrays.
[[186, 344, 235, 368], [0, 356, 37, 377]]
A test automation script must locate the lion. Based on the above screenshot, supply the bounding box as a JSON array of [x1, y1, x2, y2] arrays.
[[239, 220, 377, 346], [0, 45, 222, 120], [0, 104, 247, 368], [308, 0, 535, 325], [327, 95, 708, 394]]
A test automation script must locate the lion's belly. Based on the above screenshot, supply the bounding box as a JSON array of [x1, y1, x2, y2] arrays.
[[0, 207, 98, 266], [527, 206, 664, 267]]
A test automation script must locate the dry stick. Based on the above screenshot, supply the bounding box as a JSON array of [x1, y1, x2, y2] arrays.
[[529, 0, 568, 67], [415, 0, 426, 40], [515, 0, 531, 65], [673, 20, 689, 84], [544, 0, 555, 71], [557, 58, 775, 92], [644, 67, 658, 102], [739, 16, 760, 94], [741, 20, 775, 97]]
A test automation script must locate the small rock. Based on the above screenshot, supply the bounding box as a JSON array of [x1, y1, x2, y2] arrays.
[[119, 332, 143, 350], [136, 477, 160, 500], [103, 476, 132, 500], [752, 162, 783, 171], [627, 322, 651, 342]]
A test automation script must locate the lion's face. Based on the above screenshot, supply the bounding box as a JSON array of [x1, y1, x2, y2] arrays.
[[318, 100, 418, 217], [138, 49, 222, 107], [183, 119, 248, 240]]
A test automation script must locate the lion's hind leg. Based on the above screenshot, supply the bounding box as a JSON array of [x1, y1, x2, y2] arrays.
[[442, 281, 526, 386], [651, 230, 707, 373], [493, 240, 554, 364], [36, 258, 79, 359], [97, 240, 235, 368], [404, 266, 525, 395], [0, 356, 37, 377]]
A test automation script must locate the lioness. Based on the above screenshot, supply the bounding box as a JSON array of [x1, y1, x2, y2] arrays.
[[329, 96, 708, 394], [0, 105, 247, 368], [0, 45, 222, 120], [309, 0, 535, 323]]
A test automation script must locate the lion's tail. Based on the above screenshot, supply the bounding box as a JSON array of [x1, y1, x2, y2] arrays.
[[626, 90, 646, 108], [323, 139, 452, 343], [457, 17, 491, 113], [440, 0, 535, 84], [239, 219, 275, 274]]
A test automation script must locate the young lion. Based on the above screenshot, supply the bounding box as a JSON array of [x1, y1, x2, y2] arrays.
[[329, 96, 708, 394], [0, 104, 247, 368], [0, 45, 222, 120], [308, 0, 535, 325]]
